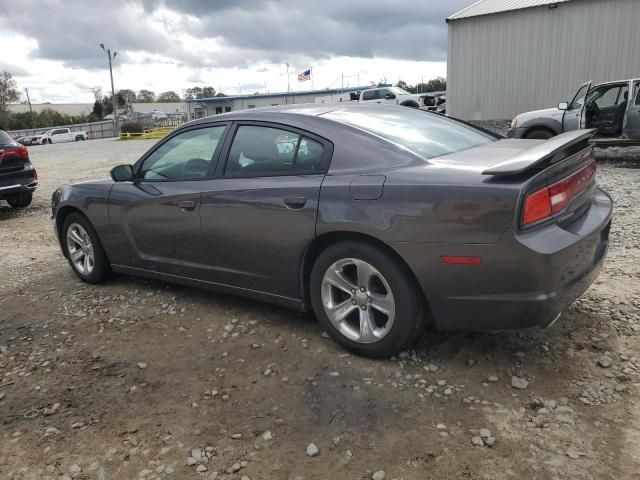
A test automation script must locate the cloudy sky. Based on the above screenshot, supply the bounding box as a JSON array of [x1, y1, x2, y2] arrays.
[[0, 0, 472, 103]]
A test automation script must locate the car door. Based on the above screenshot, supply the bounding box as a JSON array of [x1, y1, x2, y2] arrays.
[[199, 121, 332, 299], [361, 90, 377, 103], [107, 123, 229, 279], [562, 81, 592, 132], [623, 80, 640, 139], [50, 129, 66, 143], [378, 88, 397, 105]]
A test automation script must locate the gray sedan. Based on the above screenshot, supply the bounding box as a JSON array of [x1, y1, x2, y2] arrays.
[[51, 104, 613, 358]]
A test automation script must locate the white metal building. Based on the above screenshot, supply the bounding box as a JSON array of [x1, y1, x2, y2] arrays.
[[447, 0, 640, 120]]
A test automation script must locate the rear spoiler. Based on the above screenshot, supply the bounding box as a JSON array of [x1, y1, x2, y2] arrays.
[[482, 129, 596, 176]]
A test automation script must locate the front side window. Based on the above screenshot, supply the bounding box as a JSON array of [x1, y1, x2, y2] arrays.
[[224, 125, 323, 176], [140, 126, 226, 180], [323, 107, 494, 160]]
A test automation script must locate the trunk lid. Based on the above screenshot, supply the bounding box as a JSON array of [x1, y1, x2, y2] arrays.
[[432, 130, 598, 230]]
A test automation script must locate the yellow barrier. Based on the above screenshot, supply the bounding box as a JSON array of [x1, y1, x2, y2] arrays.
[[119, 127, 175, 140]]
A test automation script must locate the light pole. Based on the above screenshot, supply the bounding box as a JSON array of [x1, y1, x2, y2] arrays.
[[286, 62, 290, 92], [100, 44, 117, 134]]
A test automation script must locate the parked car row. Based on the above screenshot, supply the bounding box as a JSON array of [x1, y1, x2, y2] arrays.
[[17, 128, 89, 145]]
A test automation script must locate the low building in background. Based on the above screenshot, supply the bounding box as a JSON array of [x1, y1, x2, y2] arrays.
[[186, 87, 367, 119]]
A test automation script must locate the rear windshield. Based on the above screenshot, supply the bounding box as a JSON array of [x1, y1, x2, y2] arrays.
[[0, 130, 16, 145], [323, 108, 495, 159]]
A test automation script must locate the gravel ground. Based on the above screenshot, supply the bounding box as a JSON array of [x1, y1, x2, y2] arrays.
[[1, 137, 639, 480]]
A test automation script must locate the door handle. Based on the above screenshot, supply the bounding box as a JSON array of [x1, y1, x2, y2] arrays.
[[283, 196, 307, 209], [177, 200, 196, 212]]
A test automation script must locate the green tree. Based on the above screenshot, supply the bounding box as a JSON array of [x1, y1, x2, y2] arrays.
[[184, 86, 217, 100], [394, 80, 416, 93], [137, 89, 155, 102], [0, 71, 20, 128], [184, 87, 202, 100], [420, 77, 446, 93], [92, 100, 104, 119], [118, 89, 137, 105], [202, 86, 216, 98], [157, 90, 181, 102]]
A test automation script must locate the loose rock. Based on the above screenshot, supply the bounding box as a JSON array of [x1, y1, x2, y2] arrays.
[[306, 443, 320, 457]]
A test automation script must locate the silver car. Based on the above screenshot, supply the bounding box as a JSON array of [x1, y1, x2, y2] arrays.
[[509, 78, 640, 145]]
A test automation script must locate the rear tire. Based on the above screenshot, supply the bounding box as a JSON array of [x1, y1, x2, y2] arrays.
[[310, 241, 425, 358], [524, 128, 555, 140], [62, 212, 110, 284], [6, 192, 32, 208]]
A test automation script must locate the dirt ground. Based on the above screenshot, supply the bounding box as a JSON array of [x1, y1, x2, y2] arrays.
[[1, 138, 639, 480]]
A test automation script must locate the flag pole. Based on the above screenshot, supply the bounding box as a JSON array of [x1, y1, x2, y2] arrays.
[[311, 69, 314, 92]]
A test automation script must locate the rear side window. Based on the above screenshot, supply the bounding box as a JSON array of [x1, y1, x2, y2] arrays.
[[362, 90, 377, 101], [323, 108, 494, 160], [0, 130, 16, 145], [224, 126, 323, 176]]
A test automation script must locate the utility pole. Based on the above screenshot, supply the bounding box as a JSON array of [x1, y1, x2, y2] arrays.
[[24, 88, 35, 130], [286, 62, 290, 93], [100, 44, 117, 134]]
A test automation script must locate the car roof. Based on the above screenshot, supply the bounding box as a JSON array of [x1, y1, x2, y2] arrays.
[[187, 102, 427, 127]]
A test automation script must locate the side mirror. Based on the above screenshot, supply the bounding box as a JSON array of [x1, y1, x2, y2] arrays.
[[110, 164, 134, 182], [558, 102, 569, 111], [385, 92, 396, 100]]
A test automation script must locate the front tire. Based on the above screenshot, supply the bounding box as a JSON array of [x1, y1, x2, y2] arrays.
[[6, 192, 32, 209], [524, 128, 555, 140], [62, 212, 110, 284], [310, 241, 425, 358]]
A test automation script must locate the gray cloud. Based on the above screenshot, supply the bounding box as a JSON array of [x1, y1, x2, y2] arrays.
[[0, 0, 471, 72]]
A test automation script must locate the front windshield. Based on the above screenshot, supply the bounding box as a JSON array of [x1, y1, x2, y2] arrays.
[[323, 107, 495, 159], [390, 87, 411, 95]]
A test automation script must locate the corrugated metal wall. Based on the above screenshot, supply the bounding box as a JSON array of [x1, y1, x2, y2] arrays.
[[447, 0, 640, 120]]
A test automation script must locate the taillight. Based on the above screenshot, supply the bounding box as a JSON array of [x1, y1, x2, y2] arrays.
[[0, 145, 29, 159], [522, 158, 596, 226], [522, 186, 552, 225]]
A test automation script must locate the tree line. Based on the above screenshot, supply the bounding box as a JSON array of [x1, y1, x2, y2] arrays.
[[0, 70, 229, 130], [394, 77, 446, 94]]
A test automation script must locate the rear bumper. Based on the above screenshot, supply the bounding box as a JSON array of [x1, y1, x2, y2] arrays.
[[393, 188, 613, 331], [0, 175, 38, 198]]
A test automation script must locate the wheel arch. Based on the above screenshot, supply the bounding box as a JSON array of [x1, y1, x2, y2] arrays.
[[523, 125, 557, 139], [55, 206, 100, 259], [520, 117, 562, 138], [299, 231, 428, 311]]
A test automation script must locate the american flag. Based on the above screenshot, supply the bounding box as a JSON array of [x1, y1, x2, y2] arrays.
[[297, 69, 311, 82]]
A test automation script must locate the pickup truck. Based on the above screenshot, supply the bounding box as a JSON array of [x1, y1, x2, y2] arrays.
[[32, 128, 88, 145], [508, 78, 640, 145], [350, 87, 435, 109]]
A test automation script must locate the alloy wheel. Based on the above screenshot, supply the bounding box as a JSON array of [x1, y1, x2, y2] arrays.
[[320, 258, 395, 343], [66, 223, 95, 275]]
